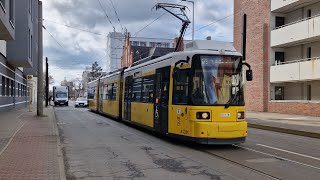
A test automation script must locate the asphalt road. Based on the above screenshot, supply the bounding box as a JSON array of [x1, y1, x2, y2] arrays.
[[55, 102, 320, 180]]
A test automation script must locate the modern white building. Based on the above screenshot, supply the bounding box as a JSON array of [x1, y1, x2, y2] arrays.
[[106, 32, 125, 73], [106, 31, 176, 73], [270, 0, 320, 102]]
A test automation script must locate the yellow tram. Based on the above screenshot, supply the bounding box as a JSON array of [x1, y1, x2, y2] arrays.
[[88, 41, 252, 144]]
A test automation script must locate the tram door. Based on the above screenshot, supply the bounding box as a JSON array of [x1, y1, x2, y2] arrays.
[[124, 76, 133, 121], [154, 66, 170, 134]]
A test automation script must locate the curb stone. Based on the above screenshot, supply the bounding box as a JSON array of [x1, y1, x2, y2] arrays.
[[248, 123, 320, 139], [52, 107, 67, 180]]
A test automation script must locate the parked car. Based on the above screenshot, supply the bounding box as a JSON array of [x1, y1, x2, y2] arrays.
[[75, 98, 88, 108]]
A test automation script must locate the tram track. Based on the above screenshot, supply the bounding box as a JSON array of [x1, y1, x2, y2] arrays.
[[233, 144, 320, 171], [199, 147, 281, 180], [198, 142, 320, 180]]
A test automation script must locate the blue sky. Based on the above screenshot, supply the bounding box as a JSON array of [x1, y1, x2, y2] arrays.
[[42, 0, 234, 86]]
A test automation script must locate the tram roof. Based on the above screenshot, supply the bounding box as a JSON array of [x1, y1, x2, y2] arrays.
[[124, 40, 242, 73]]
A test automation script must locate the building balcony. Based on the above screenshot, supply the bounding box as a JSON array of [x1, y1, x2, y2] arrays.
[[271, 0, 320, 13], [0, 0, 15, 40], [271, 14, 320, 47], [270, 57, 320, 83]]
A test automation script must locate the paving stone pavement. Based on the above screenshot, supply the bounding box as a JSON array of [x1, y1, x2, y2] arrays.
[[0, 107, 63, 180]]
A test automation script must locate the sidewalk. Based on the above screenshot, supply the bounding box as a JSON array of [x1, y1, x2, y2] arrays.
[[0, 106, 65, 180], [247, 111, 320, 139]]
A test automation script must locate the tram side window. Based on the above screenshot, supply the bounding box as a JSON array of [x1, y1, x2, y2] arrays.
[[112, 83, 117, 100], [107, 84, 113, 100], [132, 78, 142, 102], [173, 70, 189, 104], [124, 77, 131, 102], [87, 87, 95, 99], [142, 76, 154, 103], [103, 84, 108, 100]]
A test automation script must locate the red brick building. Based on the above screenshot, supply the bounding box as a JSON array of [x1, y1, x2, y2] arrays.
[[234, 0, 270, 112], [234, 0, 320, 116]]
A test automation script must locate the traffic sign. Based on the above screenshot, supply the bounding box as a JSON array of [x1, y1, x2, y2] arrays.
[[27, 75, 33, 80]]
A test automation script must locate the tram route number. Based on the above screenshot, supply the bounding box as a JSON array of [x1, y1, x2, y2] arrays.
[[181, 130, 189, 135]]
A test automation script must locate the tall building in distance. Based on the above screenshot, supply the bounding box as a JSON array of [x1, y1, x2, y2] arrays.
[[234, 0, 320, 116], [106, 32, 125, 73], [106, 31, 176, 72]]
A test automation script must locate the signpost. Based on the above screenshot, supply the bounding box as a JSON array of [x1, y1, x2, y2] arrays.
[[27, 75, 33, 112]]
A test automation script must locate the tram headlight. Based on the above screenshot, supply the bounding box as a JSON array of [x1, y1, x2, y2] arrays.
[[237, 111, 245, 120], [196, 112, 210, 120]]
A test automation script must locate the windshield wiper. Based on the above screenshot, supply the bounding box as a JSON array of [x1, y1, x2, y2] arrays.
[[224, 88, 240, 109]]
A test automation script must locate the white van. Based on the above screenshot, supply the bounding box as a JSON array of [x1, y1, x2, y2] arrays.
[[53, 86, 69, 106]]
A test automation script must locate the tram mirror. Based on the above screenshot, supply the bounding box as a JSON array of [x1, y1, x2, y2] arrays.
[[246, 69, 253, 81]]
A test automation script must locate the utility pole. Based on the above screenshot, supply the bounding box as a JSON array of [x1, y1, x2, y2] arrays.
[[37, 1, 43, 116], [45, 57, 49, 107]]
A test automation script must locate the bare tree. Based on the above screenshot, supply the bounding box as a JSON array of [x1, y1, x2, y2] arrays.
[[90, 61, 102, 80]]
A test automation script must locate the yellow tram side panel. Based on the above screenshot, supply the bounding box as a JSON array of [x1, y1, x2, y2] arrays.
[[102, 100, 119, 118], [131, 102, 154, 128], [88, 99, 97, 111], [88, 84, 99, 111], [101, 80, 121, 118]]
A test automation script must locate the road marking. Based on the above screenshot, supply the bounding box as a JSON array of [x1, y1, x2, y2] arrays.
[[256, 144, 320, 161], [234, 144, 320, 170]]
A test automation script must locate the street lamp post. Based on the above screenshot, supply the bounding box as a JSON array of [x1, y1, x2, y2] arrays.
[[182, 0, 194, 41]]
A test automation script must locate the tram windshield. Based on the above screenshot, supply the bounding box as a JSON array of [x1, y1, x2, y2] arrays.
[[191, 55, 244, 106]]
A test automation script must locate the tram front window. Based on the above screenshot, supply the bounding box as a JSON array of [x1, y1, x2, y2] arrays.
[[191, 55, 244, 106]]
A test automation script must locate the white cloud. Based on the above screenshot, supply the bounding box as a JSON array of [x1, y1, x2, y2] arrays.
[[42, 0, 234, 86]]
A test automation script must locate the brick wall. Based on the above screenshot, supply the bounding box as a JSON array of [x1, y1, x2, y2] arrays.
[[269, 102, 320, 116], [121, 32, 133, 68], [234, 0, 271, 112]]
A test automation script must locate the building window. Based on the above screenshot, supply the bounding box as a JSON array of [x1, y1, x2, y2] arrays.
[[164, 43, 170, 48], [21, 84, 23, 97], [275, 86, 284, 100], [140, 42, 146, 47], [9, 0, 14, 23], [0, 0, 5, 11], [275, 16, 285, 28], [275, 52, 285, 65], [1, 76, 5, 96], [307, 9, 312, 18], [132, 41, 139, 46], [150, 42, 156, 47], [31, 35, 33, 61], [307, 47, 312, 59], [11, 80, 14, 96], [17, 83, 20, 96], [29, 0, 32, 14], [28, 30, 31, 59], [307, 85, 311, 100], [6, 78, 10, 96], [156, 43, 162, 47]]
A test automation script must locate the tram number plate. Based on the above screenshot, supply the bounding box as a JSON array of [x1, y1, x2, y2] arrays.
[[221, 113, 231, 117]]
